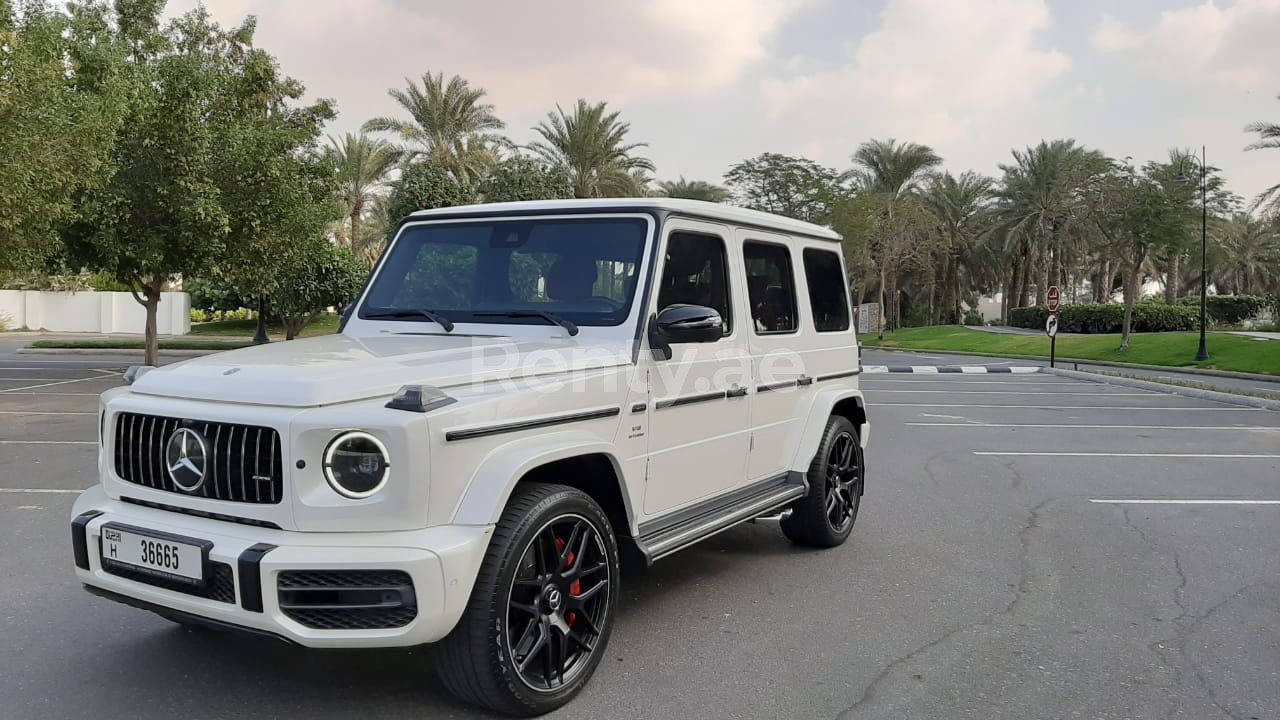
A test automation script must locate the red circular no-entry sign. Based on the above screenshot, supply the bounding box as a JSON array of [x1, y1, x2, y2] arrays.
[[1047, 286, 1061, 312]]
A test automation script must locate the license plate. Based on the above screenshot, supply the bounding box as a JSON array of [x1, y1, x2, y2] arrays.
[[101, 523, 210, 584]]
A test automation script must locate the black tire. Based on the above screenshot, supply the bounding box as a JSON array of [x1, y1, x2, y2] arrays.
[[436, 483, 620, 716], [781, 415, 863, 548]]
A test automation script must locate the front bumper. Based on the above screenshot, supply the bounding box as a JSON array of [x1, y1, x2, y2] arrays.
[[72, 486, 492, 648]]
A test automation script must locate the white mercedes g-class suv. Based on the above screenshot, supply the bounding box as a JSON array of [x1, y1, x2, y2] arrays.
[[71, 198, 868, 715]]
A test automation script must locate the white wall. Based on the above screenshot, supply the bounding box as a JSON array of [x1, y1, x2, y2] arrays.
[[0, 290, 190, 335]]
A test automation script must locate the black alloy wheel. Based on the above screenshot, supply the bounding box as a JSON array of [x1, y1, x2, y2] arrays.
[[506, 513, 611, 692], [781, 415, 863, 548]]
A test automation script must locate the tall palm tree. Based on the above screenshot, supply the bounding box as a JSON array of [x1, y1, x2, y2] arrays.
[[1216, 212, 1280, 295], [529, 99, 654, 198], [362, 71, 506, 185], [994, 139, 1108, 314], [657, 177, 730, 203], [327, 133, 398, 252], [847, 138, 942, 200], [847, 138, 943, 333], [922, 171, 995, 323], [1245, 94, 1280, 216]]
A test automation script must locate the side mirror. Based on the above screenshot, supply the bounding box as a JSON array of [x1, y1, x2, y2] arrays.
[[649, 304, 723, 359]]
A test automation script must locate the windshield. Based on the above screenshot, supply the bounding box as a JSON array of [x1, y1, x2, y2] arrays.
[[360, 216, 650, 328]]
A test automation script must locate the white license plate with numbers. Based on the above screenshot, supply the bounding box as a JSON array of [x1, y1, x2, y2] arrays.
[[101, 524, 206, 583]]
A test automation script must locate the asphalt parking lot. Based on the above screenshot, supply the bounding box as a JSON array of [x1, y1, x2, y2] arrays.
[[2, 348, 1278, 719]]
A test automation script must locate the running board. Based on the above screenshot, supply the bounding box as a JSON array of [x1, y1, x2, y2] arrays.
[[635, 473, 806, 563]]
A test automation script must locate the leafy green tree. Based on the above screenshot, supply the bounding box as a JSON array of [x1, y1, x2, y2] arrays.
[[385, 159, 471, 224], [1214, 213, 1280, 296], [656, 177, 730, 203], [63, 7, 334, 365], [478, 156, 573, 203], [0, 0, 131, 272], [847, 138, 942, 201], [922, 172, 995, 323], [363, 71, 506, 186], [327, 132, 398, 253], [273, 241, 366, 340], [723, 153, 840, 223], [1245, 94, 1280, 216], [529, 99, 654, 198]]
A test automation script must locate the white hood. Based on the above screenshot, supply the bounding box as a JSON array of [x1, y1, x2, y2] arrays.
[[129, 333, 632, 407]]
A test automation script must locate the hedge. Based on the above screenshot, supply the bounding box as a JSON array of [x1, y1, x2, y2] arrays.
[[1010, 302, 1198, 333], [1175, 295, 1268, 325]]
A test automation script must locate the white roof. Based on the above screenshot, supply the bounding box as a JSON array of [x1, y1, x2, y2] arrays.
[[407, 198, 841, 241]]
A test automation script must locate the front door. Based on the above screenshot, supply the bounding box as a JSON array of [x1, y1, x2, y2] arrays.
[[641, 221, 751, 515]]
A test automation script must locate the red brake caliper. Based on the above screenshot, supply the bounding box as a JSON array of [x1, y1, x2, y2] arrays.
[[554, 537, 580, 626]]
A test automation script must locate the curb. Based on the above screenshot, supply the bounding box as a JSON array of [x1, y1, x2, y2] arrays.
[[863, 345, 1277, 383], [17, 347, 225, 357], [863, 365, 1041, 374], [1045, 368, 1280, 411]]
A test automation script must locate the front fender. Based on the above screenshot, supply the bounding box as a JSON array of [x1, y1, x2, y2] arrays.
[[786, 388, 868, 473], [449, 431, 629, 527]]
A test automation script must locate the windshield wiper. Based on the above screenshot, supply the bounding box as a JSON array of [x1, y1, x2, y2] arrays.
[[364, 308, 455, 332], [473, 311, 579, 337]]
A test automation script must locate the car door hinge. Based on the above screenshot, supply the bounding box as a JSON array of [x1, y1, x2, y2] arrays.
[[749, 433, 755, 451]]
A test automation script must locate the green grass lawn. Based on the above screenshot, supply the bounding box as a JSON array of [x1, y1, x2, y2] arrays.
[[29, 338, 251, 351], [861, 326, 1279, 376], [188, 313, 339, 338]]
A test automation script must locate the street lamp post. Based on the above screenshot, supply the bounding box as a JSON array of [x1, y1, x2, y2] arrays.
[[1176, 146, 1209, 362]]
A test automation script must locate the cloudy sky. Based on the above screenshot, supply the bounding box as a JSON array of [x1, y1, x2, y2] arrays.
[[167, 0, 1280, 204]]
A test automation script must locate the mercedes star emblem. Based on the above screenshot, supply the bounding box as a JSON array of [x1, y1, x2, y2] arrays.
[[165, 427, 209, 492]]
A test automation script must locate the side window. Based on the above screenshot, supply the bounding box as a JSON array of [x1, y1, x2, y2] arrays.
[[743, 241, 798, 334], [656, 232, 732, 334], [802, 248, 851, 332]]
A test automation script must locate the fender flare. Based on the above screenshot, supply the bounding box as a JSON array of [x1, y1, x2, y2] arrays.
[[450, 430, 632, 528], [786, 387, 868, 473]]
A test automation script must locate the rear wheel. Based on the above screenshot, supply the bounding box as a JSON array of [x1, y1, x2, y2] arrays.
[[781, 415, 862, 548], [436, 483, 619, 716]]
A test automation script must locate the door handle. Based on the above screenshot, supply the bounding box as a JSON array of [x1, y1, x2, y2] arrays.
[[727, 385, 748, 398]]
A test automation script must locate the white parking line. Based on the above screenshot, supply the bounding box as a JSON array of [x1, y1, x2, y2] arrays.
[[876, 403, 1258, 411], [976, 451, 1280, 458], [0, 488, 84, 494], [0, 392, 100, 396], [0, 440, 96, 445], [907, 422, 1280, 431], [861, 379, 1090, 385], [0, 375, 119, 393], [1090, 499, 1280, 505]]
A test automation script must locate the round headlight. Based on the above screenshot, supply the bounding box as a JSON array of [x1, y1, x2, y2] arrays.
[[323, 431, 390, 499]]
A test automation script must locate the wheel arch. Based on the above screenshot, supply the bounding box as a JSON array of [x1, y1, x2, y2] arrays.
[[787, 388, 869, 474], [450, 432, 636, 540]]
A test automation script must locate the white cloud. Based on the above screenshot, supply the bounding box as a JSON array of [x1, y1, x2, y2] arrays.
[[760, 0, 1070, 149]]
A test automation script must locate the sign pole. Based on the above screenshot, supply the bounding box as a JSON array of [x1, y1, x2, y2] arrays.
[[1046, 286, 1061, 369], [1051, 333, 1056, 368]]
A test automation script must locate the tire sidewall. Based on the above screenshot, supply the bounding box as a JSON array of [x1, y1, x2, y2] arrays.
[[486, 488, 621, 714], [811, 417, 861, 543]]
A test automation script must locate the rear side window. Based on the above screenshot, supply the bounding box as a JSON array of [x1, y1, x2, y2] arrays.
[[743, 241, 797, 334], [802, 248, 851, 332]]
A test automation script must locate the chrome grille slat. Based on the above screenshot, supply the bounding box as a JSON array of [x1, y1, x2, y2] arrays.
[[112, 412, 282, 505]]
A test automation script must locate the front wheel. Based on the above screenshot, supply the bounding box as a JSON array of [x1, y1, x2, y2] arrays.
[[436, 483, 620, 716], [781, 415, 863, 548]]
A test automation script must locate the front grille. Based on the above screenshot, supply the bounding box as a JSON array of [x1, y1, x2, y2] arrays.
[[101, 554, 236, 604], [114, 413, 283, 504], [278, 570, 417, 630]]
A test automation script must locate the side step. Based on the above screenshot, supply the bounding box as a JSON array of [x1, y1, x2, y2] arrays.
[[634, 473, 806, 563]]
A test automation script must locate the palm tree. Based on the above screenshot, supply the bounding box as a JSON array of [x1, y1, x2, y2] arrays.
[[994, 139, 1108, 315], [1216, 213, 1280, 295], [922, 171, 995, 323], [847, 138, 942, 200], [1245, 95, 1280, 216], [847, 139, 943, 333], [362, 71, 506, 185], [529, 99, 654, 198], [327, 133, 398, 252], [657, 177, 730, 203]]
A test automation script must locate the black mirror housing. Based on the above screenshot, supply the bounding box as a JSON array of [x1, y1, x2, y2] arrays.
[[649, 304, 724, 359]]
